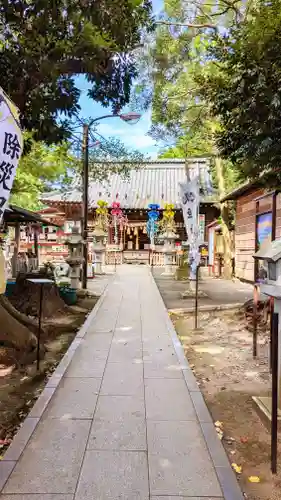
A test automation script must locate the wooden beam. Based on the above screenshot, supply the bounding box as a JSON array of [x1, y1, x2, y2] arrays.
[[12, 223, 20, 278]]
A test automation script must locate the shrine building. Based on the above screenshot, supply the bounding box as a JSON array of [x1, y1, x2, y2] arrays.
[[39, 159, 219, 267]]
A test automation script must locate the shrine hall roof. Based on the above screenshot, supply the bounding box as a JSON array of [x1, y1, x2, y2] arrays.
[[41, 159, 216, 209]]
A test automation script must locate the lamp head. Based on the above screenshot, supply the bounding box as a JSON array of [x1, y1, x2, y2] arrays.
[[119, 112, 141, 124]]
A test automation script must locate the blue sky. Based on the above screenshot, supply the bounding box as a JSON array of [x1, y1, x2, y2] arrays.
[[77, 0, 163, 158]]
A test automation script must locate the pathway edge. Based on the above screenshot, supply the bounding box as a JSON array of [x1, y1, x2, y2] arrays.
[[0, 274, 113, 492], [149, 268, 245, 500]]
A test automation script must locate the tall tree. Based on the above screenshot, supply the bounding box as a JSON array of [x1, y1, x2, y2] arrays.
[[133, 0, 246, 277], [0, 0, 153, 143], [198, 0, 281, 186]]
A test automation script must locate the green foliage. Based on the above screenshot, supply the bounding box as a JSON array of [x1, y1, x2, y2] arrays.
[[159, 126, 214, 158], [132, 0, 246, 194], [159, 128, 241, 192], [11, 132, 78, 209], [0, 0, 153, 143], [198, 0, 281, 185]]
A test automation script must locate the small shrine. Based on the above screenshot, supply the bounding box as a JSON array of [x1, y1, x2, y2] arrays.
[[38, 160, 219, 268]]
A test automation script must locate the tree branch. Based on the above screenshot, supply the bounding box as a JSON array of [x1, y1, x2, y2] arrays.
[[156, 20, 217, 30]]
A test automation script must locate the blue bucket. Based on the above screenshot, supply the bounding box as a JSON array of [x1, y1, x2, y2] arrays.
[[59, 287, 77, 305], [5, 280, 17, 297]]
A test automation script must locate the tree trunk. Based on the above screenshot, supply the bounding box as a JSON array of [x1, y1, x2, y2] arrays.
[[9, 273, 67, 318], [0, 295, 37, 352], [0, 295, 46, 337], [215, 157, 233, 280]]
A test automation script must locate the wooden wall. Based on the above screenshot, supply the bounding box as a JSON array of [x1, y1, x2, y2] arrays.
[[235, 188, 280, 282]]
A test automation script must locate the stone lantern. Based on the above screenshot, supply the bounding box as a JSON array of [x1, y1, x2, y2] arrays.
[[159, 203, 178, 276], [65, 226, 84, 289], [93, 200, 108, 275], [92, 225, 107, 274]]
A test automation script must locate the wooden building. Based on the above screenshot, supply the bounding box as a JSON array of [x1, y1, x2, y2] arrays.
[[1, 204, 59, 277], [222, 182, 281, 282], [40, 160, 219, 266]]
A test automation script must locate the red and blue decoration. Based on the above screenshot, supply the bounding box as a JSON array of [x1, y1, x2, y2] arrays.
[[110, 202, 127, 244]]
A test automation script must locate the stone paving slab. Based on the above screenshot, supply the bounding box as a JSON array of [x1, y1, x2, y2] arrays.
[[100, 361, 144, 396], [145, 378, 198, 421], [147, 420, 222, 497], [2, 419, 91, 494], [75, 450, 149, 500], [88, 395, 146, 451], [0, 265, 243, 500], [1, 496, 74, 500], [43, 377, 100, 419]]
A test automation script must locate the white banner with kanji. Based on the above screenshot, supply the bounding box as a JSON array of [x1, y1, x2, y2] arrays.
[[0, 88, 23, 223], [179, 177, 200, 242], [179, 177, 200, 279]]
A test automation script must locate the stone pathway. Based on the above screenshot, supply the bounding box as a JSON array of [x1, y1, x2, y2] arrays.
[[0, 265, 243, 499]]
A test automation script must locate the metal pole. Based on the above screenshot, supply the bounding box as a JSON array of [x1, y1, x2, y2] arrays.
[[37, 284, 43, 371], [195, 265, 199, 329], [253, 284, 258, 358], [271, 311, 278, 474], [82, 123, 89, 289]]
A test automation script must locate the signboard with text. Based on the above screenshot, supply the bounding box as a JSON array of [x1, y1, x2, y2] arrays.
[[0, 88, 23, 223]]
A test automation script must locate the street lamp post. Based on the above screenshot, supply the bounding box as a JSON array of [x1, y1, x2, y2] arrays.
[[81, 112, 141, 289]]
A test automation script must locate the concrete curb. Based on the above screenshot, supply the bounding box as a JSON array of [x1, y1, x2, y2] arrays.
[[150, 271, 244, 500], [0, 274, 113, 492], [169, 302, 244, 314]]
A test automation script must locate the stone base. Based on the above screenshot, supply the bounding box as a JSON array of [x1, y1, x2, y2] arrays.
[[252, 396, 281, 431], [162, 270, 175, 277], [94, 262, 104, 275], [181, 288, 207, 299]]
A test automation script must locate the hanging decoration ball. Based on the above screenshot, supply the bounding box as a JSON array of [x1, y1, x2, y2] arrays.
[[163, 203, 175, 220], [96, 199, 108, 216]]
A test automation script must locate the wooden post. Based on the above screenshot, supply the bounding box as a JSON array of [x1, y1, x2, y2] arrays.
[[12, 223, 20, 278], [253, 284, 258, 358], [271, 311, 278, 474], [34, 225, 39, 269], [195, 265, 199, 330], [270, 296, 274, 372]]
